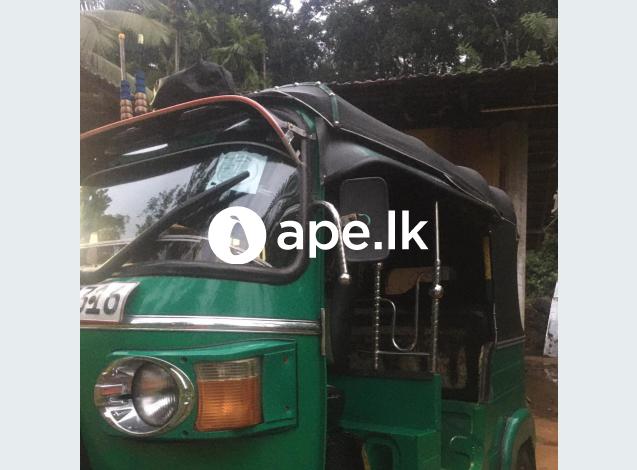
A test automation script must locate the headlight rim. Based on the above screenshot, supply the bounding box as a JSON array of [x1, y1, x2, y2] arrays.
[[94, 356, 194, 437]]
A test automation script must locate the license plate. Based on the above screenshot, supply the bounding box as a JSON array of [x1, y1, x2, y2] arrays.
[[80, 282, 139, 323]]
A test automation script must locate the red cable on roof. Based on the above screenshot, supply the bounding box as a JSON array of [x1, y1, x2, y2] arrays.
[[81, 95, 301, 165]]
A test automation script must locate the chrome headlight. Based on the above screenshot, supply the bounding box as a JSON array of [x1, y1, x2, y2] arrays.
[[94, 357, 193, 436]]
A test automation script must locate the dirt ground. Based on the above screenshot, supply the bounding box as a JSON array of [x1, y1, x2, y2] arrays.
[[525, 356, 558, 470]]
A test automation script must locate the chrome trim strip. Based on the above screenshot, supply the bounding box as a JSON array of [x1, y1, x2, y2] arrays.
[[81, 315, 321, 335], [494, 336, 526, 349]]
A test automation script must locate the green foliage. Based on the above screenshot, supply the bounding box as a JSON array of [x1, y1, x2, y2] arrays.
[[81, 0, 558, 91], [454, 42, 482, 73], [314, 1, 557, 81], [514, 12, 557, 65], [181, 11, 267, 89], [511, 49, 542, 67], [526, 231, 558, 299], [84, 1, 275, 91], [80, 6, 174, 94], [85, 9, 173, 47], [520, 12, 557, 51], [80, 12, 118, 57]]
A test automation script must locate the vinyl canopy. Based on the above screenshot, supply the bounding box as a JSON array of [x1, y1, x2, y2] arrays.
[[253, 85, 523, 340], [251, 83, 515, 224]]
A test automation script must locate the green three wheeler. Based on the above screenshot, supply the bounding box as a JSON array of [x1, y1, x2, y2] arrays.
[[80, 82, 535, 470]]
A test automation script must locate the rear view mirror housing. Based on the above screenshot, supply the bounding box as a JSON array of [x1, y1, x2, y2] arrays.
[[339, 177, 389, 263]]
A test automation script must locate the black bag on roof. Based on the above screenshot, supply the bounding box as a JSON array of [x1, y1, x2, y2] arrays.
[[151, 61, 236, 109]]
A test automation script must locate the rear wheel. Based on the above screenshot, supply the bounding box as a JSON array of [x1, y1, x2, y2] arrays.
[[516, 442, 536, 470], [325, 431, 365, 470]]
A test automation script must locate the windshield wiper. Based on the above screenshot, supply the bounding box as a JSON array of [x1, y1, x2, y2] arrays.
[[80, 171, 249, 285]]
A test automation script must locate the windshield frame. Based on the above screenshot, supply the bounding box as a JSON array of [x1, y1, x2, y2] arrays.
[[80, 106, 313, 286]]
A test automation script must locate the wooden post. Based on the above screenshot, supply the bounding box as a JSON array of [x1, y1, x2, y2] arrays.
[[498, 121, 529, 326]]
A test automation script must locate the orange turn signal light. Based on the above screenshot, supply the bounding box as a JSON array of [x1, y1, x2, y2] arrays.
[[194, 358, 262, 432]]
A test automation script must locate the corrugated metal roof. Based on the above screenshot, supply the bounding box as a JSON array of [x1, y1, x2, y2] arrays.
[[329, 61, 557, 88], [329, 61, 558, 249]]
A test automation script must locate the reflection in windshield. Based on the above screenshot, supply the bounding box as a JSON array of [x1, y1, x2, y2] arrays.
[[136, 184, 187, 235], [80, 188, 129, 243], [80, 145, 299, 270]]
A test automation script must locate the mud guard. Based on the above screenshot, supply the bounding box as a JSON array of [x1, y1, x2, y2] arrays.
[[500, 408, 535, 470]]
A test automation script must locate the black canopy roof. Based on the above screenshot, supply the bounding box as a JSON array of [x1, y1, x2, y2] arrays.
[[251, 84, 521, 340], [251, 83, 515, 225]]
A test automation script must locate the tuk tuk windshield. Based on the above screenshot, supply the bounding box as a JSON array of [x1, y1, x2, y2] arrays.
[[80, 142, 300, 271]]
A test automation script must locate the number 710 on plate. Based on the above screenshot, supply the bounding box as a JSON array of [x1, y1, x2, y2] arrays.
[[80, 282, 139, 323]]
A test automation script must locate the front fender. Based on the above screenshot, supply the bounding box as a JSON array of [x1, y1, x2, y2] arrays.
[[500, 408, 535, 470]]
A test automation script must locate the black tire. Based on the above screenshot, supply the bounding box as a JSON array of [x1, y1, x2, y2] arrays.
[[516, 442, 537, 470], [325, 431, 365, 470]]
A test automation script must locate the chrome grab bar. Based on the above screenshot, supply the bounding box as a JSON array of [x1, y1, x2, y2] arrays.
[[311, 200, 351, 285], [384, 297, 415, 352], [394, 271, 429, 353]]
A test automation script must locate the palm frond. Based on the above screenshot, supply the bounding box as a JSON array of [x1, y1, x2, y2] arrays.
[[546, 18, 558, 43], [105, 0, 172, 16], [80, 0, 105, 11], [80, 13, 117, 55], [85, 10, 174, 47], [520, 12, 557, 49], [81, 51, 154, 100]]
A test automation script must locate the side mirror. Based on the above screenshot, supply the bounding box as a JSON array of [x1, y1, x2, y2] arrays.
[[339, 177, 389, 262]]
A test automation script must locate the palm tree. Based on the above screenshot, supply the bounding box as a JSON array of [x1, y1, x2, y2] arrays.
[[104, 0, 192, 73], [81, 1, 269, 92], [100, 1, 269, 88], [211, 17, 266, 90], [80, 2, 174, 95]]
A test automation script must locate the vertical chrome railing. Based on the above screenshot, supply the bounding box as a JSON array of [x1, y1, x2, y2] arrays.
[[373, 262, 383, 370], [365, 203, 443, 372], [429, 201, 444, 373]]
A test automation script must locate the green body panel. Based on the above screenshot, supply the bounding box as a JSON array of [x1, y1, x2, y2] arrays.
[[441, 400, 488, 469], [123, 274, 319, 320], [81, 259, 327, 470], [329, 375, 442, 431], [324, 343, 530, 470], [489, 343, 534, 470], [438, 342, 530, 470], [329, 374, 442, 470], [105, 340, 298, 439], [82, 332, 324, 469], [81, 246, 532, 470]]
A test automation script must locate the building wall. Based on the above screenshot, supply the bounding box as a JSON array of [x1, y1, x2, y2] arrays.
[[406, 123, 528, 323]]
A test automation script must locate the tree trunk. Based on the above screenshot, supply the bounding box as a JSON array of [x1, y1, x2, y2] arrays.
[[262, 50, 267, 86], [174, 30, 181, 73], [489, 10, 508, 64]]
